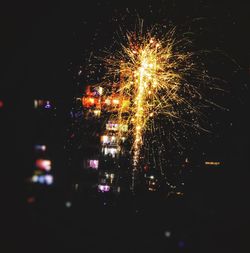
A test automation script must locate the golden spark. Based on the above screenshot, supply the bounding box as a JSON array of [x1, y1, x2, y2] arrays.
[[101, 21, 215, 173]]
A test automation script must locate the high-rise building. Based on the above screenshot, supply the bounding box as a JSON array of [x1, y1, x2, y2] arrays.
[[78, 84, 131, 194], [29, 99, 55, 189]]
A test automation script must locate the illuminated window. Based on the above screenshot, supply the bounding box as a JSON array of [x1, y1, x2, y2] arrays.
[[98, 184, 110, 192], [106, 122, 119, 131], [82, 97, 100, 108], [31, 175, 53, 185], [34, 100, 52, 109], [44, 101, 51, 109], [31, 175, 38, 183], [34, 100, 40, 108], [34, 145, 46, 151], [86, 159, 99, 169], [112, 99, 119, 105], [93, 109, 101, 117], [102, 147, 118, 158], [148, 187, 156, 192], [105, 173, 114, 179], [101, 135, 109, 144], [35, 159, 52, 171], [101, 135, 117, 145], [105, 173, 115, 183], [205, 161, 221, 166], [106, 122, 128, 132], [44, 175, 53, 185], [104, 99, 111, 105]]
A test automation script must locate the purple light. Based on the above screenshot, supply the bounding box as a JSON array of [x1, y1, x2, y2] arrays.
[[44, 175, 53, 185], [44, 101, 51, 109], [88, 159, 99, 169], [98, 184, 110, 192]]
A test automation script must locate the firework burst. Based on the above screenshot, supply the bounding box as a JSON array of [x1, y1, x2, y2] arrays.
[[102, 21, 212, 174]]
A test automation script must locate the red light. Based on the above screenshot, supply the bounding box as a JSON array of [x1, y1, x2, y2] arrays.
[[85, 85, 91, 96], [27, 196, 35, 204], [0, 100, 3, 108], [35, 159, 51, 171]]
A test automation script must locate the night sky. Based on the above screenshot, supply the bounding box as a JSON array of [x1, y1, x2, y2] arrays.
[[1, 1, 250, 252]]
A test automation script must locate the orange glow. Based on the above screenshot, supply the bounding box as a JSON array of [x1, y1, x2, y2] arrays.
[[205, 161, 221, 166], [101, 135, 109, 144], [82, 97, 100, 108], [85, 85, 91, 96]]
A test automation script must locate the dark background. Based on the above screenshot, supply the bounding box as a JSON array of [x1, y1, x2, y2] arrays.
[[1, 0, 249, 252]]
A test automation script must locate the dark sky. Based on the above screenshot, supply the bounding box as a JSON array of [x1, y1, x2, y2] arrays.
[[1, 1, 249, 92]]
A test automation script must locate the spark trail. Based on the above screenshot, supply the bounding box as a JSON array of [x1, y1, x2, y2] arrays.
[[101, 20, 219, 187]]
